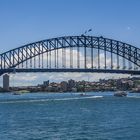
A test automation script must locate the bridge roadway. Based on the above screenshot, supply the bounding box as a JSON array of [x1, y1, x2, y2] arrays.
[[0, 68, 140, 75]]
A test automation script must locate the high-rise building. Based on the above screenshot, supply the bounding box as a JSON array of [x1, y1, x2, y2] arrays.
[[3, 74, 9, 91], [60, 81, 68, 92], [43, 80, 49, 87]]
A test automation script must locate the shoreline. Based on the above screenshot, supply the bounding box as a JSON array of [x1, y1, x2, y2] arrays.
[[0, 90, 139, 94]]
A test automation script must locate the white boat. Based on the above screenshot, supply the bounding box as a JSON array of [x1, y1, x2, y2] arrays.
[[12, 90, 30, 95], [80, 93, 86, 96], [12, 92, 21, 95]]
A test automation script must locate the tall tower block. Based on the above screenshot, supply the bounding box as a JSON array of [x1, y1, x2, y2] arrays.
[[3, 74, 9, 91]]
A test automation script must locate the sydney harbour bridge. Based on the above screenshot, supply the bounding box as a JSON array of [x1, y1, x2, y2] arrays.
[[0, 35, 140, 77]]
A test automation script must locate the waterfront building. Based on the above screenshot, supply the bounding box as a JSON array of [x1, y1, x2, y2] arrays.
[[60, 81, 68, 92], [43, 80, 49, 87], [46, 85, 60, 92], [68, 79, 76, 91]]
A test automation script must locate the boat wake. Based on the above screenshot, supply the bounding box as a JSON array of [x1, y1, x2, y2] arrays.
[[0, 96, 103, 104], [55, 96, 103, 101], [127, 96, 140, 99]]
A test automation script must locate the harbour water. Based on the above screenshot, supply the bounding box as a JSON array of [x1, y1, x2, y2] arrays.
[[0, 92, 140, 140]]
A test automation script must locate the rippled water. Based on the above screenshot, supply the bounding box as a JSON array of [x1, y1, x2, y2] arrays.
[[0, 92, 140, 140]]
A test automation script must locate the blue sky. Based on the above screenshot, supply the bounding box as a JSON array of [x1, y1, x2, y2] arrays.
[[0, 0, 140, 52], [0, 0, 140, 86]]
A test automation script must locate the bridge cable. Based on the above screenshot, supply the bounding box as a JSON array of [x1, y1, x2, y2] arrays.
[[77, 38, 80, 68], [91, 37, 93, 69], [98, 38, 100, 69], [111, 40, 113, 69], [104, 39, 106, 69], [84, 37, 87, 69], [70, 38, 73, 68]]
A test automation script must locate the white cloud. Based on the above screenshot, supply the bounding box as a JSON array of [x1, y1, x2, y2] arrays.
[[126, 26, 131, 30], [10, 73, 37, 81]]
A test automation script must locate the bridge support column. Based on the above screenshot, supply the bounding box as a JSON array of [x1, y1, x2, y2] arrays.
[[3, 74, 10, 91]]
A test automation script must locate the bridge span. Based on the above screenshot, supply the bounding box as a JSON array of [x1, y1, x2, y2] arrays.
[[0, 35, 140, 75], [1, 68, 140, 75], [1, 35, 140, 90]]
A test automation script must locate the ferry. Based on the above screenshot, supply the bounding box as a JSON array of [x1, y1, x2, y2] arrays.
[[12, 90, 30, 95], [114, 91, 127, 97]]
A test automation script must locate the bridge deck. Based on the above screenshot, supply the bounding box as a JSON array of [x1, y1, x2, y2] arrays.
[[0, 68, 140, 75]]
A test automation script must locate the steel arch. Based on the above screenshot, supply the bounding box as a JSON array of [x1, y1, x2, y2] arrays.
[[0, 35, 140, 75]]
